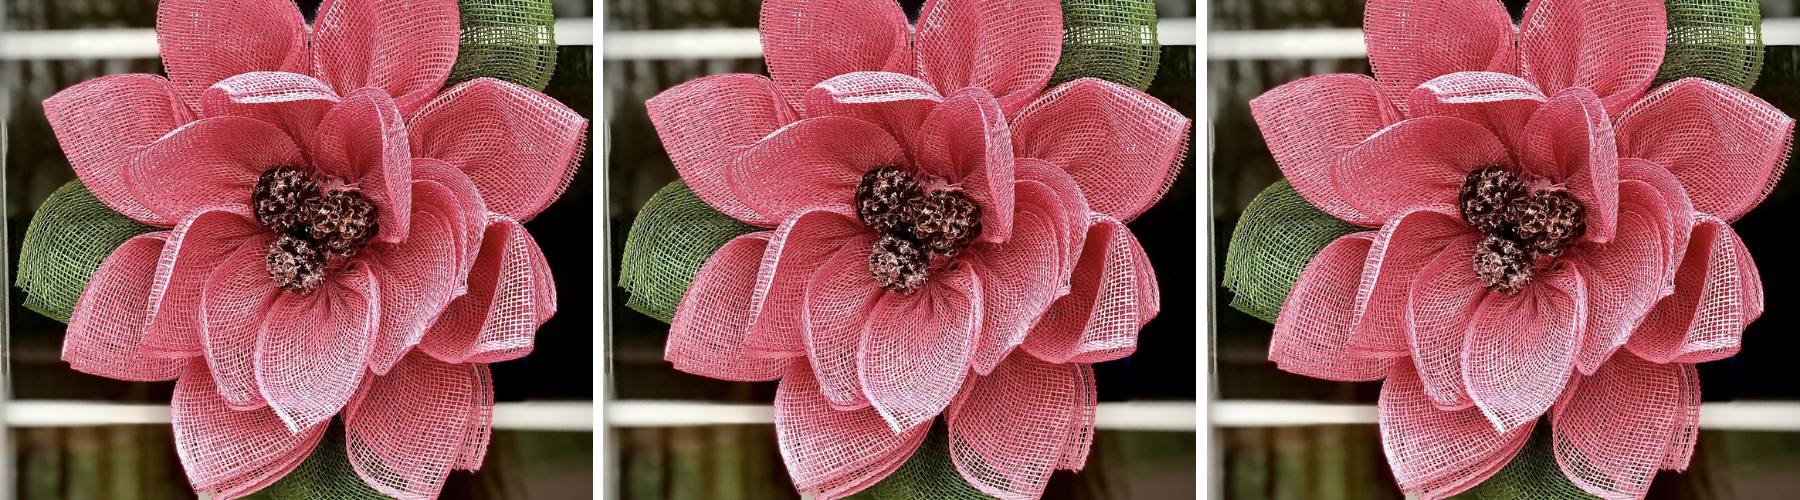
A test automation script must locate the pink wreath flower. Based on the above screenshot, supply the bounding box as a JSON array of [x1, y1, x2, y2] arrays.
[[1250, 0, 1790, 498], [644, 0, 1187, 498], [45, 0, 584, 498]]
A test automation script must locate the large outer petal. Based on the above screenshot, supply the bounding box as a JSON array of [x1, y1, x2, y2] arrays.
[[408, 78, 588, 221], [1267, 233, 1390, 381], [1362, 0, 1517, 113], [363, 210, 459, 375], [156, 0, 309, 108], [1380, 364, 1532, 499], [775, 364, 929, 497], [664, 232, 788, 381], [419, 215, 557, 365], [1010, 78, 1190, 221], [803, 71, 944, 150], [801, 234, 882, 409], [1463, 263, 1584, 434], [1520, 87, 1619, 244], [1573, 159, 1693, 375], [63, 233, 186, 381], [256, 263, 378, 433], [172, 364, 326, 498], [345, 352, 486, 500], [310, 0, 460, 112], [730, 117, 907, 224], [1020, 216, 1157, 365], [43, 74, 195, 226], [127, 116, 300, 221], [913, 0, 1062, 113], [914, 87, 1015, 243], [182, 214, 279, 408], [947, 353, 1085, 500], [1552, 353, 1695, 499], [759, 0, 913, 111], [1354, 207, 1471, 366], [1629, 215, 1760, 364], [1614, 78, 1794, 221], [860, 263, 981, 433], [1517, 0, 1666, 116], [645, 74, 796, 226], [1333, 116, 1510, 222], [1407, 71, 1548, 157], [966, 161, 1084, 374], [314, 88, 413, 244], [1404, 233, 1486, 409], [744, 209, 868, 360], [1248, 74, 1402, 226]]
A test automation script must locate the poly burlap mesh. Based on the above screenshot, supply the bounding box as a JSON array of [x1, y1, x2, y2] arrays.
[[848, 424, 992, 500], [774, 364, 930, 498], [1614, 77, 1793, 223], [1549, 354, 1695, 498], [262, 423, 392, 500], [41, 74, 193, 226], [309, 0, 461, 112], [17, 180, 157, 323], [911, 0, 1064, 113], [1379, 365, 1533, 499], [1223, 180, 1361, 323], [447, 0, 558, 91], [619, 180, 759, 323], [1009, 78, 1190, 222], [1048, 0, 1160, 90], [1456, 422, 1598, 500], [665, 232, 789, 382], [345, 354, 489, 498], [1655, 0, 1763, 90], [1631, 217, 1757, 364], [945, 354, 1093, 498], [1266, 233, 1395, 382]]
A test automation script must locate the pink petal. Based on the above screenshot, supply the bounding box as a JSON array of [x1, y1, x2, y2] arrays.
[[1056, 363, 1098, 471], [1022, 216, 1158, 365], [1521, 88, 1619, 244], [453, 365, 495, 471], [1403, 236, 1486, 410], [408, 78, 587, 221], [1518, 0, 1666, 116], [730, 117, 907, 223], [1379, 363, 1532, 499], [914, 88, 1015, 243], [1356, 208, 1473, 373], [1335, 116, 1511, 222], [314, 88, 413, 244], [1012, 159, 1092, 289], [345, 352, 487, 499], [1629, 216, 1760, 364], [1248, 74, 1402, 226], [1010, 78, 1191, 221], [310, 0, 460, 112], [664, 232, 787, 381], [170, 213, 276, 407], [774, 364, 929, 496], [759, 0, 913, 111], [801, 234, 883, 409], [1614, 78, 1795, 221], [744, 208, 868, 360], [199, 72, 342, 149], [128, 116, 300, 221], [63, 232, 186, 381], [419, 215, 556, 365], [803, 71, 945, 150], [407, 158, 489, 291], [947, 353, 1085, 500], [1463, 263, 1584, 433], [1407, 72, 1548, 155], [1363, 0, 1516, 113], [256, 262, 378, 432], [645, 74, 797, 226], [966, 164, 1085, 374], [364, 210, 460, 375], [913, 0, 1062, 113], [155, 0, 308, 108], [1551, 352, 1693, 499], [860, 262, 981, 432], [1573, 160, 1693, 375], [43, 74, 195, 226], [1267, 233, 1390, 381], [171, 364, 326, 496]]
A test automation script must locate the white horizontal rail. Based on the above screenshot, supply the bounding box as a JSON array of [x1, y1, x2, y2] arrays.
[[1213, 18, 1800, 60], [0, 18, 592, 60], [1213, 400, 1800, 431], [603, 18, 1197, 61], [605, 400, 1197, 431], [5, 400, 593, 431]]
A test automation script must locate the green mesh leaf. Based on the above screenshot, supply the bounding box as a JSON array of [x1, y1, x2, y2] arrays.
[[250, 423, 391, 499], [449, 0, 559, 91], [1222, 180, 1361, 324], [847, 424, 993, 500], [1655, 0, 1763, 90], [1050, 0, 1161, 90], [618, 180, 760, 323], [15, 180, 156, 324], [1453, 422, 1598, 500]]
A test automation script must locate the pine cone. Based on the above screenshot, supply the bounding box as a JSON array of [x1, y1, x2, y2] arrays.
[[266, 234, 327, 294], [904, 189, 982, 258], [302, 189, 381, 257], [1472, 234, 1534, 294], [253, 166, 320, 235], [868, 234, 929, 294], [1511, 190, 1585, 258], [1458, 166, 1525, 235], [855, 166, 923, 235]]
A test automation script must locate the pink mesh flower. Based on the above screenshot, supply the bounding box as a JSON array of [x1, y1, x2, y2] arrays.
[[1249, 0, 1790, 498], [644, 0, 1187, 498], [46, 0, 584, 498]]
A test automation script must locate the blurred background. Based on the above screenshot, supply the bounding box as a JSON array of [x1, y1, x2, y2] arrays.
[[604, 0, 1198, 498], [2, 0, 595, 497], [1211, 0, 1800, 498]]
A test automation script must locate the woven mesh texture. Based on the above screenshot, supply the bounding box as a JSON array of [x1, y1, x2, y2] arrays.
[[1615, 77, 1793, 223], [1048, 0, 1160, 90], [448, 0, 558, 91], [344, 353, 493, 499], [17, 181, 156, 323], [310, 0, 461, 112], [41, 74, 195, 226], [1549, 354, 1698, 498], [619, 180, 758, 323], [1379, 364, 1532, 499], [1655, 0, 1763, 90], [848, 424, 992, 500], [1457, 422, 1597, 500], [945, 354, 1095, 499], [409, 77, 589, 222], [775, 365, 930, 499], [1010, 78, 1190, 223], [172, 364, 329, 499], [263, 423, 391, 500], [1222, 180, 1360, 323]]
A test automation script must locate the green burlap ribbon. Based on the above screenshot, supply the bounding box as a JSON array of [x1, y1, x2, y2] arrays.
[[448, 0, 559, 91], [251, 423, 389, 500], [847, 424, 994, 500], [16, 180, 156, 324], [1453, 422, 1599, 500], [1222, 180, 1362, 324], [1655, 0, 1764, 89], [618, 180, 760, 323], [1050, 0, 1162, 90]]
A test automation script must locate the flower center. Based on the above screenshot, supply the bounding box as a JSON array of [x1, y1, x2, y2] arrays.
[[855, 166, 983, 294], [252, 166, 380, 294], [1458, 166, 1587, 294]]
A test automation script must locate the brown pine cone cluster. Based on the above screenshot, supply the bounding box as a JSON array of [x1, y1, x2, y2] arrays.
[[1457, 166, 1586, 293], [252, 166, 382, 293], [853, 166, 984, 293]]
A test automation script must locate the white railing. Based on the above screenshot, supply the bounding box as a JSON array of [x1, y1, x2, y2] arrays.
[[1211, 18, 1800, 60], [603, 18, 1196, 60], [0, 18, 593, 60]]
